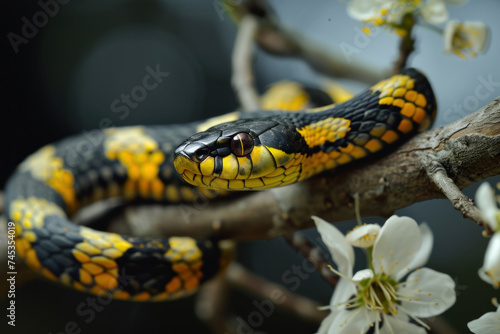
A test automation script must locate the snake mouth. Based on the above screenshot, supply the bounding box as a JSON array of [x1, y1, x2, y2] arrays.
[[173, 149, 302, 191], [179, 168, 300, 190]]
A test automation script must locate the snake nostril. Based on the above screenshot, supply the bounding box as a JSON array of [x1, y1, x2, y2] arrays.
[[176, 142, 212, 163], [194, 147, 210, 162], [174, 142, 189, 156]]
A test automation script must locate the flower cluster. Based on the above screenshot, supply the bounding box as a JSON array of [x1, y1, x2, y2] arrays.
[[314, 215, 456, 333], [345, 0, 489, 58], [475, 182, 500, 288], [468, 183, 500, 333]]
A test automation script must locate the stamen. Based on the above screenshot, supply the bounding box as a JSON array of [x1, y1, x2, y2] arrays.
[[344, 295, 359, 306], [370, 285, 385, 310], [383, 281, 398, 299], [396, 278, 419, 286], [374, 316, 381, 334], [382, 313, 395, 334], [397, 304, 431, 330], [378, 280, 397, 311], [395, 296, 436, 305], [339, 307, 364, 330], [327, 265, 357, 285], [364, 309, 375, 329], [368, 285, 377, 310]]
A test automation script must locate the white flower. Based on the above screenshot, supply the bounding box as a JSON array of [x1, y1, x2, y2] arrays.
[[346, 0, 466, 26], [475, 182, 500, 288], [346, 224, 381, 248], [443, 20, 489, 58], [314, 215, 456, 334], [420, 0, 467, 24], [347, 0, 415, 26], [468, 301, 500, 334], [476, 183, 500, 231]]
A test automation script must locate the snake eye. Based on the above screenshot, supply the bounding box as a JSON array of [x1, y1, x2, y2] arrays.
[[230, 132, 254, 157], [194, 147, 210, 162]]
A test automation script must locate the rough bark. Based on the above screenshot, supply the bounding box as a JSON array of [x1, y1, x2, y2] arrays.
[[104, 97, 500, 240]]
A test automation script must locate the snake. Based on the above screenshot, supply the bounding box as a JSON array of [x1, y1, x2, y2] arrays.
[[5, 68, 436, 301]]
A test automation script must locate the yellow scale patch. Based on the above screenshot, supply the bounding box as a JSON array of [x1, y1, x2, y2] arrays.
[[295, 74, 432, 181], [260, 81, 310, 111], [295, 117, 351, 180], [10, 197, 66, 274], [297, 117, 351, 148], [9, 197, 134, 297], [177, 143, 301, 190], [256, 147, 302, 188], [19, 145, 78, 213], [160, 237, 204, 300], [104, 127, 166, 201], [73, 227, 133, 295], [370, 73, 431, 132]]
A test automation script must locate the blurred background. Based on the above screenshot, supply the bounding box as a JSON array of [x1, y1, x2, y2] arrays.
[[1, 0, 500, 333]]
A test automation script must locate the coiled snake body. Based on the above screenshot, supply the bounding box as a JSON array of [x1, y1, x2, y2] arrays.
[[5, 68, 436, 301]]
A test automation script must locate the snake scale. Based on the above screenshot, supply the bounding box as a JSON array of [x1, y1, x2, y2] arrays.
[[5, 68, 436, 301]]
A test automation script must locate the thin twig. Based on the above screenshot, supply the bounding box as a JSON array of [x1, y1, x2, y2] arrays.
[[392, 15, 416, 74], [195, 275, 232, 334], [283, 233, 339, 287], [232, 15, 261, 111], [392, 33, 415, 74], [420, 155, 491, 234], [225, 263, 327, 324], [226, 0, 387, 83]]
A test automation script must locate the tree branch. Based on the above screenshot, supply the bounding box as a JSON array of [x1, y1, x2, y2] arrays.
[[225, 263, 326, 324], [283, 233, 338, 286], [391, 14, 416, 74], [225, 0, 387, 83], [420, 156, 490, 233], [232, 15, 261, 111], [105, 97, 500, 240], [392, 31, 415, 74]]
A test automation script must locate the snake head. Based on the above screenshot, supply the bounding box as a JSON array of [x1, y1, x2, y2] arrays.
[[173, 116, 305, 190]]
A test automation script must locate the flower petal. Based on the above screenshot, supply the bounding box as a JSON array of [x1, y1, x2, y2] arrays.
[[380, 312, 427, 334], [468, 306, 500, 334], [398, 268, 456, 317], [327, 307, 378, 334], [352, 269, 374, 283], [480, 233, 500, 288], [476, 182, 499, 230], [346, 224, 381, 248], [316, 312, 336, 334], [313, 216, 354, 277], [330, 278, 357, 308], [421, 0, 449, 24], [372, 215, 422, 277], [346, 0, 385, 21], [402, 223, 434, 280], [444, 20, 490, 58]]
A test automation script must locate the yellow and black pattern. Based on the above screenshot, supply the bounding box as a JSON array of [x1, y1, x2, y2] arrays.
[[174, 68, 436, 190], [5, 68, 436, 301], [6, 123, 233, 301]]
